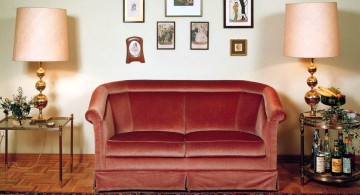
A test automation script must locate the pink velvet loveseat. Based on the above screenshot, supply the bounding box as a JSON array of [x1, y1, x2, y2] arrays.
[[85, 80, 286, 192]]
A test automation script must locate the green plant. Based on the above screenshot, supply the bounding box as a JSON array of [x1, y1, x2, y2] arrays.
[[0, 87, 34, 125], [321, 105, 360, 153], [321, 105, 349, 124]]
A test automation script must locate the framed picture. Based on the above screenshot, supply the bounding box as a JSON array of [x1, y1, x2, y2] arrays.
[[190, 22, 209, 50], [165, 0, 203, 17], [224, 0, 253, 28], [157, 22, 176, 50], [126, 36, 145, 63], [123, 0, 145, 23], [230, 39, 247, 56]]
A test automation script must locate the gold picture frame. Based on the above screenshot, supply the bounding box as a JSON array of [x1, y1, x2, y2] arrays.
[[230, 39, 247, 56]]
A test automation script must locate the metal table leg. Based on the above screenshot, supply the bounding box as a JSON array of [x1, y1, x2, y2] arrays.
[[59, 125, 63, 188], [5, 129, 8, 171], [300, 115, 305, 186], [70, 114, 73, 172]]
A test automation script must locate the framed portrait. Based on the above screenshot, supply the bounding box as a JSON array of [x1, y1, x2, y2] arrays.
[[157, 22, 176, 50], [190, 22, 209, 50], [123, 0, 145, 23], [126, 36, 145, 63], [230, 39, 247, 56], [165, 0, 203, 17], [224, 0, 253, 28]]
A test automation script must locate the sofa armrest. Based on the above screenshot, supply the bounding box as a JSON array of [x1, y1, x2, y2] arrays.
[[85, 86, 109, 124], [255, 86, 286, 169], [85, 85, 116, 170], [262, 87, 286, 123]]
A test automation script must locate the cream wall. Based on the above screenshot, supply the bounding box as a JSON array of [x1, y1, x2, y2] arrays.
[[0, 0, 359, 155]]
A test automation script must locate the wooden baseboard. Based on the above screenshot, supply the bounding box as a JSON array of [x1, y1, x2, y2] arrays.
[[278, 154, 360, 163], [1, 153, 359, 163], [0, 153, 94, 162], [278, 155, 303, 163]]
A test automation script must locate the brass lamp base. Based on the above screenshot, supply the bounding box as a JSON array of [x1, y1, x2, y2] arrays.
[[305, 58, 320, 116], [305, 89, 320, 116], [34, 62, 49, 122]]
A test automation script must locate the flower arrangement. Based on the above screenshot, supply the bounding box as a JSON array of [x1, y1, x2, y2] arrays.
[[0, 87, 34, 126], [321, 105, 359, 153]]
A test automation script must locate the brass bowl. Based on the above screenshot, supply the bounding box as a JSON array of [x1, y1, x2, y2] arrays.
[[320, 95, 346, 106]]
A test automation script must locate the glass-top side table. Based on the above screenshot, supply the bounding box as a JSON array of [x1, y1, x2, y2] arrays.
[[299, 111, 360, 185], [0, 114, 74, 188]]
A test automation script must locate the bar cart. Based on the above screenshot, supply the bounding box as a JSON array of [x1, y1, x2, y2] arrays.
[[299, 111, 360, 185]]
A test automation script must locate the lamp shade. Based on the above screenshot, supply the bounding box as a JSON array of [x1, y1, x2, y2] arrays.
[[284, 2, 340, 58], [13, 7, 69, 62]]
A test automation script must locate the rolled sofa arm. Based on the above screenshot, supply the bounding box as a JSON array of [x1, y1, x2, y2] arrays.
[[85, 85, 114, 170], [262, 87, 286, 123], [256, 86, 286, 170], [85, 85, 109, 124]]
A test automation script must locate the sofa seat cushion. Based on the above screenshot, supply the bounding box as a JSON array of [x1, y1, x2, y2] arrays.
[[185, 131, 265, 157], [106, 131, 185, 157]]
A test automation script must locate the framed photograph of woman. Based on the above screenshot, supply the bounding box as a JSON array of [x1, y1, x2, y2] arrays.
[[190, 22, 209, 50], [224, 0, 253, 28], [123, 0, 145, 23], [126, 36, 145, 63], [166, 0, 203, 17], [157, 22, 176, 50], [230, 39, 247, 56]]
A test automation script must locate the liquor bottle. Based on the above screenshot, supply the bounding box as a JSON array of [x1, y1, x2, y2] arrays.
[[333, 139, 338, 154], [337, 131, 345, 155], [348, 135, 356, 171], [343, 137, 352, 176], [323, 129, 331, 173], [311, 129, 320, 170], [331, 141, 342, 176], [316, 138, 325, 174]]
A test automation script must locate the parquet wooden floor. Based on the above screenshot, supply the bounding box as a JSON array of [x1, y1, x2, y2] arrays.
[[0, 154, 360, 194], [0, 154, 94, 193]]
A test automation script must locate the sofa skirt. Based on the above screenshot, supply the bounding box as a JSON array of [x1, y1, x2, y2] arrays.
[[94, 170, 278, 192], [95, 170, 187, 192], [186, 170, 278, 191]]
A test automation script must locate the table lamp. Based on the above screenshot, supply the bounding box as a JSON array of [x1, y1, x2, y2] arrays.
[[13, 7, 69, 122], [284, 2, 340, 116]]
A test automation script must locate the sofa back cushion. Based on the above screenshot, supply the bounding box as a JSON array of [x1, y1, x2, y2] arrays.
[[185, 92, 239, 132], [106, 80, 269, 135], [185, 92, 262, 133], [109, 90, 263, 135], [109, 93, 133, 134], [235, 92, 263, 133], [109, 92, 186, 134]]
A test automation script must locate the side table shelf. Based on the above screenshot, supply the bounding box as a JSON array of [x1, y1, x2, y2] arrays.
[[304, 164, 360, 183], [299, 111, 360, 185]]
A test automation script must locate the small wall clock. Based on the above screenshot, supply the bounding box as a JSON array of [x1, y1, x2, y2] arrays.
[[126, 36, 145, 64]]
